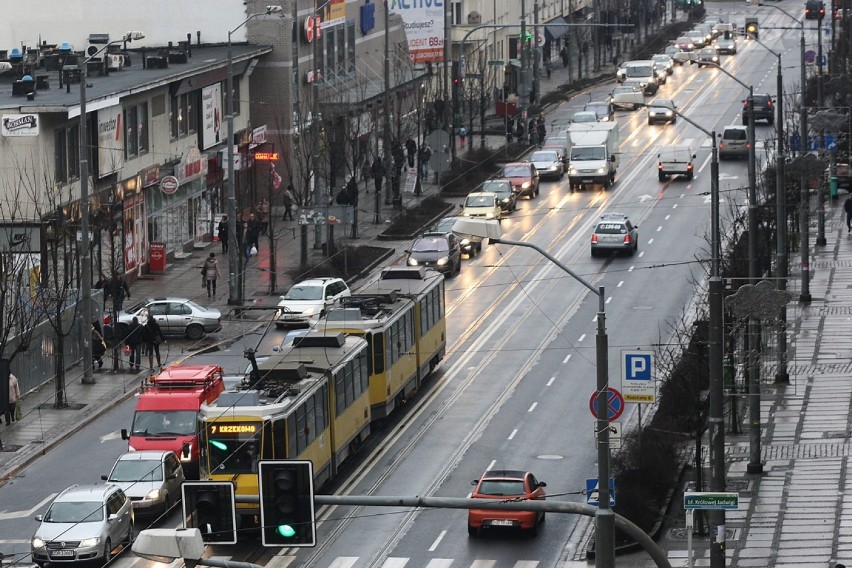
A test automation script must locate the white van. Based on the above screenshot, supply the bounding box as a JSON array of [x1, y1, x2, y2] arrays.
[[657, 146, 696, 181], [719, 126, 749, 160], [622, 60, 659, 95]]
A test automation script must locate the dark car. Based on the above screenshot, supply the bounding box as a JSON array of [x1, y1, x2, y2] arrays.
[[406, 232, 461, 275], [481, 179, 518, 213], [742, 93, 774, 124], [584, 100, 615, 122], [431, 216, 482, 256], [805, 0, 824, 19]]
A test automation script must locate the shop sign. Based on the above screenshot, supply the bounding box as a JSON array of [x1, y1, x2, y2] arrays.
[[140, 165, 161, 188], [1, 113, 39, 137], [249, 124, 268, 149], [304, 15, 322, 43], [254, 152, 279, 162], [97, 104, 125, 178], [160, 176, 179, 194], [201, 83, 223, 150], [176, 146, 208, 185], [389, 0, 445, 63]]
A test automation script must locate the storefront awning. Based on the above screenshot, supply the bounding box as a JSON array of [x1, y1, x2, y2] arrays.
[[545, 17, 570, 41]]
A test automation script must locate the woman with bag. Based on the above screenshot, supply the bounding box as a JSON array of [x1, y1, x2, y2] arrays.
[[202, 252, 221, 298]]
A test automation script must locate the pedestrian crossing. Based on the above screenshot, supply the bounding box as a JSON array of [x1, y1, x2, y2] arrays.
[[267, 556, 547, 568]]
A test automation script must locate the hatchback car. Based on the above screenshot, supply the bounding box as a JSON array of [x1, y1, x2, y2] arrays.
[[501, 162, 540, 198], [584, 101, 615, 122], [116, 297, 222, 340], [431, 216, 481, 256], [32, 484, 133, 567], [695, 47, 720, 67], [674, 36, 695, 51], [719, 125, 749, 159], [611, 85, 644, 110], [276, 277, 351, 328], [742, 93, 774, 124], [570, 110, 598, 124], [647, 99, 677, 125], [406, 232, 461, 275], [651, 54, 674, 75], [468, 469, 547, 537], [590, 212, 639, 256], [461, 192, 502, 220], [101, 451, 184, 518], [481, 179, 518, 213], [715, 37, 737, 55], [529, 149, 565, 180]]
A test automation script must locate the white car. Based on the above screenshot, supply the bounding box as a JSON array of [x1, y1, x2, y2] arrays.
[[101, 451, 185, 518], [276, 277, 351, 328], [611, 85, 644, 111], [529, 149, 565, 180], [461, 192, 501, 220], [570, 111, 598, 124]]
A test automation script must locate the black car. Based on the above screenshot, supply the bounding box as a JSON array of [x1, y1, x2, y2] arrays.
[[481, 179, 518, 213], [406, 232, 462, 275], [742, 93, 774, 125], [431, 217, 482, 256]]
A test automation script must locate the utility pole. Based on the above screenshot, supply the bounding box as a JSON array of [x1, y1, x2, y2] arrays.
[[533, 0, 540, 106], [800, 25, 811, 302], [384, 0, 393, 207], [774, 51, 789, 384], [816, 9, 827, 247], [520, 0, 529, 114]]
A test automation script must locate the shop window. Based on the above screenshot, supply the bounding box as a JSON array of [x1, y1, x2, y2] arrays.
[[54, 124, 80, 185], [125, 102, 149, 158], [170, 92, 197, 139]]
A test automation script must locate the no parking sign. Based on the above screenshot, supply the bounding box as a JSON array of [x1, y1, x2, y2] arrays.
[[621, 350, 655, 403]]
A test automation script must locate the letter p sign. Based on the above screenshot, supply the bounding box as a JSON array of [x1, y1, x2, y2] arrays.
[[624, 352, 652, 381]]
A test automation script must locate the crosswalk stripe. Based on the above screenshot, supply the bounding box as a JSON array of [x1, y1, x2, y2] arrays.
[[425, 559, 454, 568], [512, 562, 539, 568], [328, 557, 359, 568], [267, 555, 297, 568], [470, 561, 496, 568], [382, 558, 409, 568]]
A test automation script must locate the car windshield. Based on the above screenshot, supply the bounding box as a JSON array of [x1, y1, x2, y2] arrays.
[[626, 65, 653, 77], [130, 410, 198, 437], [433, 219, 456, 232], [478, 480, 526, 496], [725, 129, 747, 140], [110, 459, 163, 482], [531, 151, 558, 162], [596, 222, 628, 234], [571, 146, 606, 161], [412, 237, 449, 253], [572, 112, 596, 123], [482, 182, 510, 193], [45, 501, 104, 523], [613, 87, 636, 95], [503, 165, 530, 177], [653, 56, 669, 64], [285, 285, 324, 300], [465, 195, 494, 207]]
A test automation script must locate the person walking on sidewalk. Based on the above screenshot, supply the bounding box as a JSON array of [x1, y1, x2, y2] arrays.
[[845, 194, 852, 233], [143, 316, 166, 370], [126, 317, 144, 371], [4, 372, 19, 425], [418, 143, 432, 178], [202, 252, 221, 298], [372, 156, 385, 197], [458, 125, 467, 148], [560, 45, 569, 68], [405, 137, 417, 167], [545, 60, 552, 79], [217, 216, 229, 253], [106, 273, 131, 313], [92, 324, 106, 370], [282, 185, 295, 221]]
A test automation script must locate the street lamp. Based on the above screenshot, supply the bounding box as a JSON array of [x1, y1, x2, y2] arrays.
[[226, 5, 283, 306], [639, 102, 725, 568], [450, 217, 616, 568], [78, 31, 145, 384]]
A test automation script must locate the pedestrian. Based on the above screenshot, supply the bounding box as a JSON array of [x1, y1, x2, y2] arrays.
[[361, 161, 372, 191], [459, 125, 467, 148], [560, 45, 569, 68], [845, 194, 852, 233], [4, 372, 19, 426], [372, 156, 385, 196], [217, 216, 228, 253], [244, 216, 259, 261], [202, 252, 220, 298], [143, 316, 166, 370], [125, 316, 144, 371], [346, 176, 359, 206], [545, 59, 552, 79], [405, 137, 417, 167], [257, 198, 270, 235], [418, 143, 432, 178], [92, 323, 106, 370], [506, 118, 515, 143], [282, 185, 295, 221], [94, 273, 109, 308], [247, 213, 261, 247], [106, 273, 130, 313]]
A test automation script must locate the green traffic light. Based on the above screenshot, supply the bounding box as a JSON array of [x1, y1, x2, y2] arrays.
[[210, 439, 228, 451], [276, 525, 296, 538]]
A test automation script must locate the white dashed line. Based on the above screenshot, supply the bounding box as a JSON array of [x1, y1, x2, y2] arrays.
[[628, 265, 635, 272], [673, 203, 678, 209], [428, 532, 446, 552], [648, 238, 654, 244], [508, 428, 518, 440], [578, 333, 586, 342], [547, 376, 556, 386], [617, 280, 624, 287], [563, 353, 572, 363], [638, 251, 645, 257], [528, 402, 538, 412], [656, 226, 662, 232], [487, 459, 496, 471], [606, 296, 612, 304], [665, 214, 670, 220]]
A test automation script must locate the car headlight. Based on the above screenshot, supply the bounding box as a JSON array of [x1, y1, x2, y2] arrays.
[[437, 257, 449, 266], [665, 110, 673, 116], [407, 257, 419, 266], [145, 489, 161, 501], [569, 168, 578, 175], [549, 165, 557, 170], [32, 538, 46, 549], [500, 198, 509, 204], [601, 116, 610, 121], [521, 181, 531, 189], [597, 167, 606, 174], [79, 537, 101, 548], [460, 238, 470, 246], [485, 213, 495, 219]]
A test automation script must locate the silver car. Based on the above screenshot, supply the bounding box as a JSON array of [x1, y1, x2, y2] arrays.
[[529, 150, 565, 180], [32, 484, 133, 567], [117, 297, 222, 340], [590, 212, 639, 257], [101, 451, 185, 518]]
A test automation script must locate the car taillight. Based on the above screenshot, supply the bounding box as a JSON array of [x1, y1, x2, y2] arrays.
[[591, 234, 598, 244], [747, 143, 751, 150], [658, 163, 663, 171], [624, 234, 632, 244], [766, 100, 773, 107], [687, 163, 694, 170], [719, 143, 725, 149]]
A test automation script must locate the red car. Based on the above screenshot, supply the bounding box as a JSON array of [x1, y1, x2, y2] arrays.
[[468, 469, 547, 536], [501, 162, 540, 198]]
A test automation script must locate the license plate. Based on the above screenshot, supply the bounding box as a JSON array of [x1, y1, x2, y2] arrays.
[[51, 550, 75, 558], [581, 178, 594, 183], [489, 519, 514, 527]]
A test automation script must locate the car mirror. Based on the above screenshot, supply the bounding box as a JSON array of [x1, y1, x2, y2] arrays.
[[101, 474, 108, 481], [181, 442, 191, 459], [108, 513, 119, 522], [35, 514, 43, 522], [539, 481, 547, 487], [471, 480, 478, 486], [404, 249, 410, 254], [326, 295, 334, 300], [120, 428, 129, 440]]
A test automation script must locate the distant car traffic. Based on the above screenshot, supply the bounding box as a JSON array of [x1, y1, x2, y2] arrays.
[[674, 36, 695, 51], [406, 232, 462, 275], [101, 451, 185, 518], [695, 47, 720, 67], [570, 110, 598, 124], [114, 297, 222, 340], [32, 484, 133, 568], [431, 216, 482, 256], [590, 212, 639, 256], [501, 162, 540, 198], [715, 37, 737, 54], [584, 100, 615, 122], [529, 149, 565, 180], [468, 469, 547, 537], [461, 192, 502, 220], [611, 85, 644, 110], [647, 99, 678, 125], [275, 277, 351, 328], [719, 125, 749, 159], [651, 54, 674, 75], [481, 179, 518, 213], [742, 93, 774, 124]]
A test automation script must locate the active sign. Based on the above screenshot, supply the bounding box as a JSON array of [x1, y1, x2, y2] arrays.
[[589, 387, 624, 421], [683, 492, 739, 510], [621, 350, 655, 403], [586, 478, 616, 506]]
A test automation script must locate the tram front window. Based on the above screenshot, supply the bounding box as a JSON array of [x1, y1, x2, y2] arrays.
[[209, 433, 260, 474]]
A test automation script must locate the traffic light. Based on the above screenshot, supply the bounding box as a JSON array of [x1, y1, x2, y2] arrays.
[[182, 481, 237, 544], [259, 460, 316, 547], [745, 19, 759, 39]]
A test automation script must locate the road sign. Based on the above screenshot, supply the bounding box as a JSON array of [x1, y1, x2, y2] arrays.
[[586, 478, 616, 506], [621, 350, 655, 403], [589, 387, 624, 421], [683, 492, 739, 510], [805, 49, 816, 64], [594, 421, 622, 450]]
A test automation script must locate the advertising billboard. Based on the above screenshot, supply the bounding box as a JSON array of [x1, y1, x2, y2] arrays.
[[201, 83, 223, 150], [390, 0, 445, 63], [97, 105, 124, 177]]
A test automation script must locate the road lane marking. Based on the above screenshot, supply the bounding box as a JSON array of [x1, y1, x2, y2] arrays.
[[606, 296, 612, 304], [673, 203, 678, 209], [426, 559, 453, 568], [648, 238, 654, 244], [628, 266, 634, 272], [471, 561, 497, 568], [528, 402, 538, 412], [638, 251, 645, 257], [578, 334, 586, 342], [428, 532, 446, 552], [546, 377, 555, 386], [665, 214, 670, 220], [328, 558, 358, 568], [487, 459, 496, 471], [0, 492, 58, 520], [267, 556, 297, 568], [563, 353, 572, 363], [617, 281, 624, 287], [656, 226, 662, 232]]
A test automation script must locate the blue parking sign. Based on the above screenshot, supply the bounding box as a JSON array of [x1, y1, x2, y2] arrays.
[[621, 350, 655, 403]]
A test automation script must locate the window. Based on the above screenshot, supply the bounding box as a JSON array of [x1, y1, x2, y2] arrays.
[[54, 124, 80, 184], [170, 92, 197, 139], [451, 1, 463, 25], [125, 102, 149, 158]]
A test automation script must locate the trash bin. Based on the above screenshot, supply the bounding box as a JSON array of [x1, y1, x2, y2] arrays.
[[830, 175, 839, 199]]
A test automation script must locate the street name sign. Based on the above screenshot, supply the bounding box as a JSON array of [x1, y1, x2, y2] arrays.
[[683, 492, 739, 510]]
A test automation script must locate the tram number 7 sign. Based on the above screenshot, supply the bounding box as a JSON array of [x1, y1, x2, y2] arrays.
[[589, 387, 624, 421]]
